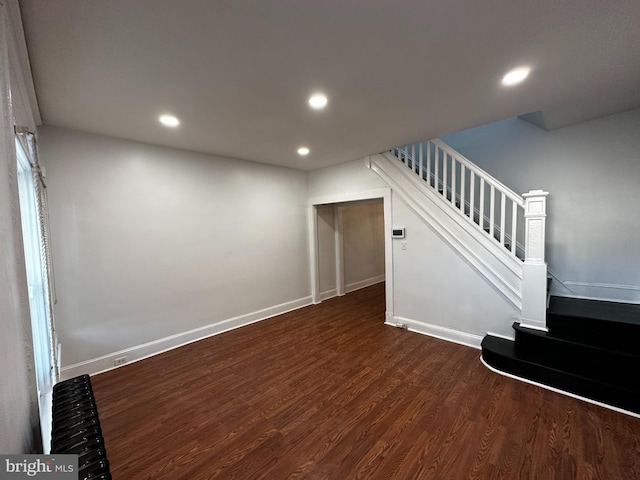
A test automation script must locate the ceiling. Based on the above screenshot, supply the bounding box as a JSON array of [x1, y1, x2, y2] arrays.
[[19, 0, 640, 171]]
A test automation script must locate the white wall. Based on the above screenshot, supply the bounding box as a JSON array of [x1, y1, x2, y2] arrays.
[[0, 0, 39, 454], [342, 201, 385, 289], [392, 197, 519, 342], [40, 127, 311, 374], [308, 157, 388, 200], [442, 109, 640, 302]]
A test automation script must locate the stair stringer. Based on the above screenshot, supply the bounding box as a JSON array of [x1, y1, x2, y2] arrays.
[[368, 152, 523, 311]]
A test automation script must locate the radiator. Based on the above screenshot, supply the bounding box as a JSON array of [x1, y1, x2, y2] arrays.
[[50, 375, 112, 480]]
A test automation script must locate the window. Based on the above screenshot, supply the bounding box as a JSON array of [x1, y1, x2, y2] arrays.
[[15, 134, 58, 449]]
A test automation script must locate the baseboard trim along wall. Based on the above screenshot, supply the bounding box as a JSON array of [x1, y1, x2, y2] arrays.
[[385, 315, 483, 350], [556, 281, 640, 304], [345, 275, 385, 294], [60, 295, 314, 380], [320, 288, 338, 301], [320, 276, 385, 301]]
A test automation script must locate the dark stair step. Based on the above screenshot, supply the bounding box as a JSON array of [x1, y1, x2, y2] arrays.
[[513, 322, 640, 390], [549, 296, 640, 325], [547, 296, 640, 355], [481, 335, 640, 414]]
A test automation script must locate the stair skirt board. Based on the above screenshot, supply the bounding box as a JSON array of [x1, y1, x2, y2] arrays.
[[386, 316, 483, 350], [481, 356, 640, 419]]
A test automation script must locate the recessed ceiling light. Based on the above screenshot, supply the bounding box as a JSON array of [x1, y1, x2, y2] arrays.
[[159, 114, 180, 127], [308, 93, 328, 110], [297, 147, 310, 156], [501, 67, 531, 86]]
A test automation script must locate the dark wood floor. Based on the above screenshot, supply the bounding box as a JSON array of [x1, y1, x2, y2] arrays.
[[91, 284, 640, 479]]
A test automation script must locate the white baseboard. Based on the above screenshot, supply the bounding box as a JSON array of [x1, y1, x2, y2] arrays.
[[60, 296, 313, 380], [345, 275, 385, 293], [320, 288, 338, 301], [486, 330, 515, 341], [319, 276, 383, 301], [386, 315, 483, 350]]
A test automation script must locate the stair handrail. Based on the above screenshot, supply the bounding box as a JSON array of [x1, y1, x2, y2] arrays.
[[391, 139, 526, 258], [431, 139, 524, 207]]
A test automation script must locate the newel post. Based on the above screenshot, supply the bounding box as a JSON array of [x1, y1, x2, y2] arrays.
[[521, 190, 549, 331]]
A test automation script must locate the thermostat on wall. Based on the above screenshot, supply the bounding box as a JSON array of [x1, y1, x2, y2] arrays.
[[392, 227, 405, 239]]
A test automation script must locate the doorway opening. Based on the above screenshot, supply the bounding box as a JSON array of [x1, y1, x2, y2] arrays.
[[309, 188, 393, 322]]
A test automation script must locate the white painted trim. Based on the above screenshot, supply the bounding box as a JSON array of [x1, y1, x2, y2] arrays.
[[345, 275, 385, 293], [308, 184, 394, 320], [547, 268, 573, 294], [389, 315, 483, 350], [486, 331, 515, 341], [518, 323, 548, 332], [383, 188, 394, 321], [334, 205, 345, 296], [309, 205, 321, 304], [480, 356, 640, 419], [565, 281, 640, 292], [308, 187, 391, 207], [60, 295, 313, 379]]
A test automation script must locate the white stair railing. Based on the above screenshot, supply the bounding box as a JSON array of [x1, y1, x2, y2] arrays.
[[392, 139, 526, 258], [390, 139, 549, 329]]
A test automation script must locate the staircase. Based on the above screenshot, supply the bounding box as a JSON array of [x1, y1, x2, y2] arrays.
[[482, 297, 640, 415], [375, 138, 639, 416], [370, 138, 549, 329]]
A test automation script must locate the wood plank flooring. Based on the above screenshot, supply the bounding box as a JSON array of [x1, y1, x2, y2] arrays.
[[91, 284, 640, 479]]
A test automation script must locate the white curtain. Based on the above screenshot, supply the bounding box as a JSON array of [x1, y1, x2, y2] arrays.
[[15, 134, 58, 395]]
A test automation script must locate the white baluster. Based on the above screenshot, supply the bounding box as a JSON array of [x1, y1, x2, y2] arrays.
[[511, 203, 518, 256], [411, 143, 416, 172], [434, 147, 439, 192], [451, 158, 456, 206], [426, 141, 432, 187], [418, 142, 423, 180], [479, 178, 485, 230], [460, 164, 466, 214], [470, 171, 475, 224], [442, 152, 448, 199], [500, 192, 506, 246], [489, 185, 495, 238]]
